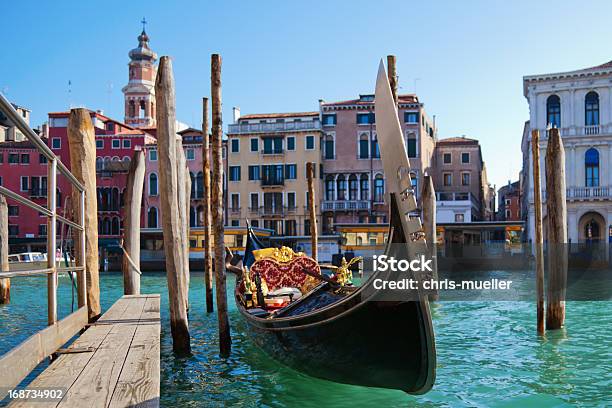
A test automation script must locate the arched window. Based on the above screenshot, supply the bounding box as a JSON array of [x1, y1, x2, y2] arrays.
[[102, 218, 111, 235], [585, 91, 599, 126], [96, 188, 102, 209], [189, 206, 196, 227], [374, 175, 385, 203], [325, 175, 335, 201], [324, 134, 335, 160], [585, 148, 599, 187], [129, 100, 135, 117], [148, 207, 158, 228], [371, 134, 380, 159], [139, 100, 146, 119], [149, 173, 158, 196], [337, 175, 346, 200], [546, 95, 561, 128], [111, 217, 120, 235], [359, 133, 369, 159], [360, 175, 369, 201], [123, 156, 131, 162], [189, 172, 195, 199], [196, 205, 204, 226], [96, 157, 103, 171], [111, 188, 119, 211], [349, 174, 358, 200], [196, 172, 204, 198]]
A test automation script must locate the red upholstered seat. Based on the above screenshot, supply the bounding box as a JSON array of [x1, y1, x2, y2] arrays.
[[250, 256, 320, 293]]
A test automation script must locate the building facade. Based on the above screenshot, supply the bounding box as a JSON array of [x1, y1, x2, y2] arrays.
[[226, 111, 323, 236], [522, 60, 612, 243], [432, 136, 495, 223], [0, 103, 30, 142], [319, 94, 436, 232], [497, 181, 521, 221]]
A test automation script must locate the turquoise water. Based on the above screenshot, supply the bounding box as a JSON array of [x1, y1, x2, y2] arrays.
[[0, 272, 610, 407]]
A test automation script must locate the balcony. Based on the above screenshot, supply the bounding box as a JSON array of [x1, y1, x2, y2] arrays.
[[567, 186, 612, 201], [261, 177, 284, 187], [227, 120, 320, 134], [96, 160, 130, 175], [229, 206, 241, 214], [436, 192, 479, 209], [29, 188, 48, 198], [321, 200, 371, 211], [539, 125, 611, 138], [260, 149, 284, 156], [259, 206, 285, 216]]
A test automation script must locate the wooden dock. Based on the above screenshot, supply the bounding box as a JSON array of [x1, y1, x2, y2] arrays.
[[8, 294, 161, 408]]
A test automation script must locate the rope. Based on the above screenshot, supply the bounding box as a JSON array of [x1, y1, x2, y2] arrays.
[[120, 243, 142, 275]]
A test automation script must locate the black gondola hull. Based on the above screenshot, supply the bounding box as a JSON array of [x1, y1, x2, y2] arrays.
[[238, 293, 434, 393]]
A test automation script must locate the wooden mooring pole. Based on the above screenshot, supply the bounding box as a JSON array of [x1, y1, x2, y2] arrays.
[[211, 53, 231, 357], [306, 162, 318, 260], [202, 97, 214, 313], [0, 196, 10, 304], [122, 148, 145, 295], [156, 56, 191, 354], [176, 138, 190, 311], [67, 108, 101, 321], [387, 55, 398, 105], [531, 130, 545, 335], [422, 175, 438, 300], [545, 128, 567, 330]]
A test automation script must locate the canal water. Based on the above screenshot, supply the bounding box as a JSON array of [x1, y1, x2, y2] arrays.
[[0, 272, 610, 407]]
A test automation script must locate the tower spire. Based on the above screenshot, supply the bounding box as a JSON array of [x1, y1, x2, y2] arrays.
[[122, 22, 157, 128]]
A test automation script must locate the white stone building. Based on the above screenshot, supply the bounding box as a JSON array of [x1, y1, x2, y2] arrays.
[[522, 61, 612, 243]]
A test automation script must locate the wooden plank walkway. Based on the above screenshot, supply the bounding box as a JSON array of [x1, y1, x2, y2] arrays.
[[9, 294, 161, 408]]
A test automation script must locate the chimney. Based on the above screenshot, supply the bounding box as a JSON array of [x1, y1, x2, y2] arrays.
[[232, 107, 241, 123]]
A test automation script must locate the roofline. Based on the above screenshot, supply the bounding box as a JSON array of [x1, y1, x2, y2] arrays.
[[238, 111, 320, 120], [522, 62, 612, 97]]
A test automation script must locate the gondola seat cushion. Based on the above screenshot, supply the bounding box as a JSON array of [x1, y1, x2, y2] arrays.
[[250, 247, 321, 293]]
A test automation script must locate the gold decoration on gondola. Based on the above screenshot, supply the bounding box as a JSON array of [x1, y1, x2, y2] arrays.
[[321, 257, 362, 286], [253, 246, 305, 263]]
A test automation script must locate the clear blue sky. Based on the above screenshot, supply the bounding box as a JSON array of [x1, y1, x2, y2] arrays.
[[3, 0, 612, 188]]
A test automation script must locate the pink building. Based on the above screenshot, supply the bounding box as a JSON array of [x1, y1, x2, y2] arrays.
[[319, 94, 436, 232]]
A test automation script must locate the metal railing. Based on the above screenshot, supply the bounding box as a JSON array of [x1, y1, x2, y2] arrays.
[[321, 200, 371, 211], [0, 92, 87, 326], [227, 119, 321, 134]]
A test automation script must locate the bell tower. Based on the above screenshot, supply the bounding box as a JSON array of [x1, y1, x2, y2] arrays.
[[122, 19, 157, 128]]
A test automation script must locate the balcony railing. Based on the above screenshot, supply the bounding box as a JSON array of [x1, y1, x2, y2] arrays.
[[567, 186, 612, 200], [321, 200, 371, 211], [95, 160, 130, 173], [540, 125, 609, 138], [228, 119, 320, 134], [29, 188, 48, 197], [261, 149, 284, 156], [259, 206, 286, 216], [436, 192, 479, 208], [261, 177, 284, 187]]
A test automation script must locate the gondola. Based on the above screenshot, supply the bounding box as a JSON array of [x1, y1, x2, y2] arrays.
[[231, 61, 436, 394]]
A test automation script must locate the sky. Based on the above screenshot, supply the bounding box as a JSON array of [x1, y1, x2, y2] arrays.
[[3, 0, 612, 189]]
